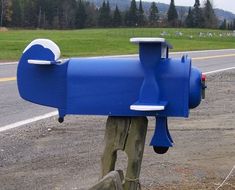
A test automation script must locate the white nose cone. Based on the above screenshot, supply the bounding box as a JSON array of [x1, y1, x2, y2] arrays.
[[23, 39, 61, 60]]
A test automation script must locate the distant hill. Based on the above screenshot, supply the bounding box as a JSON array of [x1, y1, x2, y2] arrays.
[[215, 9, 235, 21], [87, 0, 235, 21]]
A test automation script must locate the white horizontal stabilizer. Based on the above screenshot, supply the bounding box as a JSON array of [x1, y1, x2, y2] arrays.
[[28, 59, 53, 65], [130, 105, 165, 111]]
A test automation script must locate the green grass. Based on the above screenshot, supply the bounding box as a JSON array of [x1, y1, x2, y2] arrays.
[[0, 28, 235, 61]]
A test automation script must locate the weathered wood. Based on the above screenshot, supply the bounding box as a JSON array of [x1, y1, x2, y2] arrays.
[[123, 117, 148, 190], [101, 117, 131, 178], [90, 171, 123, 190], [100, 116, 148, 190]]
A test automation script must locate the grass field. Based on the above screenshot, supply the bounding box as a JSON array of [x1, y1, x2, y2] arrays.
[[0, 28, 235, 61]]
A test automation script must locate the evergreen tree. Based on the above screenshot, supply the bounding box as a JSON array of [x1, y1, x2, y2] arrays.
[[228, 21, 234, 30], [47, 0, 60, 28], [124, 10, 129, 26], [51, 3, 61, 29], [227, 22, 231, 30], [85, 2, 98, 27], [148, 2, 159, 27], [98, 1, 106, 27], [167, 0, 178, 27], [219, 19, 227, 30], [185, 7, 193, 27], [192, 0, 203, 28], [0, 0, 2, 26], [23, 0, 37, 27], [0, 0, 4, 26], [126, 0, 138, 26], [105, 0, 111, 26], [0, 0, 223, 29], [98, 1, 111, 27], [112, 5, 122, 27], [11, 0, 21, 27], [58, 0, 77, 28], [203, 0, 217, 28], [137, 0, 145, 26], [75, 0, 87, 29]]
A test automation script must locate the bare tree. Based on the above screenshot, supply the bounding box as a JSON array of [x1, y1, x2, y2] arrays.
[[0, 0, 13, 27], [1, 0, 4, 26]]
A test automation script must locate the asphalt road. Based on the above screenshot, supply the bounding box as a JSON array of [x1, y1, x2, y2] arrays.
[[0, 49, 235, 127]]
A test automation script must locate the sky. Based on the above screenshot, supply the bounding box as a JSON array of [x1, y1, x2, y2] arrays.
[[144, 0, 235, 14]]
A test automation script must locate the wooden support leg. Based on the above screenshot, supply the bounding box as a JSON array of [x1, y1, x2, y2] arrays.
[[123, 117, 148, 190], [97, 116, 148, 190], [101, 117, 131, 178]]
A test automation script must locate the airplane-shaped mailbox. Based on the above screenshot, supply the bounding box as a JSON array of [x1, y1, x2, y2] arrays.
[[17, 38, 206, 154]]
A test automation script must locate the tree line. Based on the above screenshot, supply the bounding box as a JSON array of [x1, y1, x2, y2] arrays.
[[0, 0, 235, 30]]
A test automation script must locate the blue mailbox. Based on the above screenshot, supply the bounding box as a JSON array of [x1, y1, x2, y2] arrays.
[[17, 38, 204, 154]]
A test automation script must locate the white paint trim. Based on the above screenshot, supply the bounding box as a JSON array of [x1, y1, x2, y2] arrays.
[[203, 67, 235, 75], [0, 111, 58, 133], [28, 59, 52, 65], [130, 105, 165, 111]]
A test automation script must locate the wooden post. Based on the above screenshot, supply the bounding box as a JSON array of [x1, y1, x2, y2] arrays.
[[99, 116, 148, 190]]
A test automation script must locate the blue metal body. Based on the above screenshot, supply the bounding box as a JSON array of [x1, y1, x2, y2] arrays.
[[17, 38, 203, 152]]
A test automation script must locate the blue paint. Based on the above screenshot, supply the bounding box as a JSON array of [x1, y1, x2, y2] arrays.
[[17, 38, 204, 152], [150, 116, 173, 147], [17, 44, 68, 110]]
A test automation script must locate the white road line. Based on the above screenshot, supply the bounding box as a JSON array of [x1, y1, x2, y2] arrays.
[[0, 62, 18, 66], [0, 66, 235, 133], [170, 48, 235, 54], [0, 111, 58, 133], [203, 67, 235, 75]]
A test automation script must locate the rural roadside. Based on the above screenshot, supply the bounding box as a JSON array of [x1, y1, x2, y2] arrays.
[[1, 0, 235, 189], [0, 70, 234, 190]]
